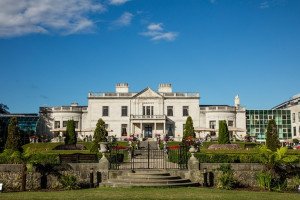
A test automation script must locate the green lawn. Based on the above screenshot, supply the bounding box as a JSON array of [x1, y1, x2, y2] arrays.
[[0, 187, 299, 200]]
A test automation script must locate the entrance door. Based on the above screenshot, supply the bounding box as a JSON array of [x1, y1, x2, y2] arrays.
[[144, 125, 152, 138]]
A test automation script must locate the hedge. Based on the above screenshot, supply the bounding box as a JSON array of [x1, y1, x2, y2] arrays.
[[194, 152, 300, 163]]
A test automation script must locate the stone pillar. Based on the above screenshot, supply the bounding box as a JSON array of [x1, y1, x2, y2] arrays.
[[99, 155, 109, 171], [188, 147, 199, 170]]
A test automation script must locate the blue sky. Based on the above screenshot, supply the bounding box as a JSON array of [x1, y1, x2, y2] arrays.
[[0, 0, 299, 113]]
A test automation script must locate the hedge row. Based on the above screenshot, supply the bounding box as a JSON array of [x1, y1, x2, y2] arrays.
[[194, 152, 300, 163]]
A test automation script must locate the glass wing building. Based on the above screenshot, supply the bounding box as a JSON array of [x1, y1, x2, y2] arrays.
[[246, 110, 292, 142], [0, 113, 39, 149]]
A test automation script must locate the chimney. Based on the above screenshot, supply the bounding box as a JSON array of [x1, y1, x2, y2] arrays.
[[116, 83, 129, 93], [158, 83, 172, 93]]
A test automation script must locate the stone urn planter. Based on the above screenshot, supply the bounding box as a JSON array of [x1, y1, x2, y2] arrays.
[[99, 142, 108, 154], [189, 145, 197, 158]]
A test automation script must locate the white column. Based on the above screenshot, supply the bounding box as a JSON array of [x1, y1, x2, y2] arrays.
[[154, 123, 157, 138], [140, 122, 142, 138]]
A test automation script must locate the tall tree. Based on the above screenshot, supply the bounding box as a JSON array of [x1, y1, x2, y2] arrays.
[[266, 119, 280, 151], [218, 120, 230, 144], [0, 103, 9, 114], [90, 118, 108, 152], [64, 120, 77, 145], [5, 117, 21, 151], [183, 116, 195, 141]]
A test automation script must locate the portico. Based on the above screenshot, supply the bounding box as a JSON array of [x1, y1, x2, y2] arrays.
[[130, 114, 166, 139]]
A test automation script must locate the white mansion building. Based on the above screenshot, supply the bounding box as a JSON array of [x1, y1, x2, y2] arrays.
[[39, 83, 246, 141]]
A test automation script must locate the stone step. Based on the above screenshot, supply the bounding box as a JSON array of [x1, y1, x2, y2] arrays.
[[106, 182, 199, 188], [111, 178, 191, 184], [120, 175, 182, 180], [128, 172, 171, 176]]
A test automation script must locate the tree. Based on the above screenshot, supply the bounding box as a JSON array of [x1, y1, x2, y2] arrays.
[[182, 116, 195, 141], [266, 119, 280, 152], [218, 120, 230, 144], [5, 117, 21, 151], [64, 120, 77, 145], [0, 103, 9, 114], [90, 118, 108, 152]]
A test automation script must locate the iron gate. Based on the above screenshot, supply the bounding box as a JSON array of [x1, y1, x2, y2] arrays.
[[109, 143, 189, 170]]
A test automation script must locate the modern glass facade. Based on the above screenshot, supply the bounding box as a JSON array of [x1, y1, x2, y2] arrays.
[[0, 114, 39, 148], [246, 110, 292, 141]]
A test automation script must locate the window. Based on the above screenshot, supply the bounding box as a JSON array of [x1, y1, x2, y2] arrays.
[[74, 121, 79, 129], [228, 120, 234, 127], [167, 106, 173, 116], [209, 121, 216, 129], [293, 127, 296, 137], [267, 115, 273, 120], [298, 112, 300, 122], [167, 124, 173, 136], [121, 124, 127, 136], [102, 106, 109, 116], [121, 106, 128, 117], [63, 121, 68, 127], [143, 106, 154, 116], [54, 121, 60, 129], [292, 113, 295, 123], [183, 106, 189, 116], [105, 124, 109, 130]]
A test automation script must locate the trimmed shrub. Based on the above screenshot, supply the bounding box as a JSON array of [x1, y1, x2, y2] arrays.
[[266, 119, 280, 151], [218, 121, 230, 144]]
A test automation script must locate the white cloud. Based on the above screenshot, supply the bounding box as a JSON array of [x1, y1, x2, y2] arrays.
[[140, 23, 178, 42], [260, 1, 270, 9], [108, 0, 130, 6], [111, 12, 134, 28], [0, 0, 105, 38]]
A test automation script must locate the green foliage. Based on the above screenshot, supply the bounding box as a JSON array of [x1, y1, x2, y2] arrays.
[[0, 149, 23, 164], [65, 120, 77, 145], [0, 103, 9, 114], [256, 171, 272, 191], [292, 139, 299, 144], [266, 120, 280, 152], [59, 175, 79, 190], [26, 153, 60, 165], [257, 145, 298, 191], [258, 145, 298, 169], [91, 118, 108, 153], [183, 116, 195, 141], [195, 152, 262, 163], [217, 164, 237, 190], [5, 117, 22, 151], [218, 121, 230, 144], [287, 176, 300, 191]]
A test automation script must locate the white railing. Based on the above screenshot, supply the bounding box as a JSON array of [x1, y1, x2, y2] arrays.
[[44, 106, 87, 112], [88, 92, 136, 97], [201, 106, 236, 111], [161, 92, 199, 97], [130, 115, 166, 120]]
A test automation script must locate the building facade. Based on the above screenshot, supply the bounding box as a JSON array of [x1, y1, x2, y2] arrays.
[[246, 110, 292, 142], [272, 94, 300, 140], [39, 83, 246, 141]]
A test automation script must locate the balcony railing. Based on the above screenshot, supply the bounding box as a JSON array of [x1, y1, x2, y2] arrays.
[[88, 92, 135, 98], [43, 106, 87, 112], [161, 92, 199, 97], [130, 115, 166, 120]]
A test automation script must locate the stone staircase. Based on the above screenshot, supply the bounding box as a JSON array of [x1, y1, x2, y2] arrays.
[[106, 171, 198, 187]]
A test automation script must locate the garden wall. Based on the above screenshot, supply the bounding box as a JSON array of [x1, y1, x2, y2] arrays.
[[0, 163, 108, 192]]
